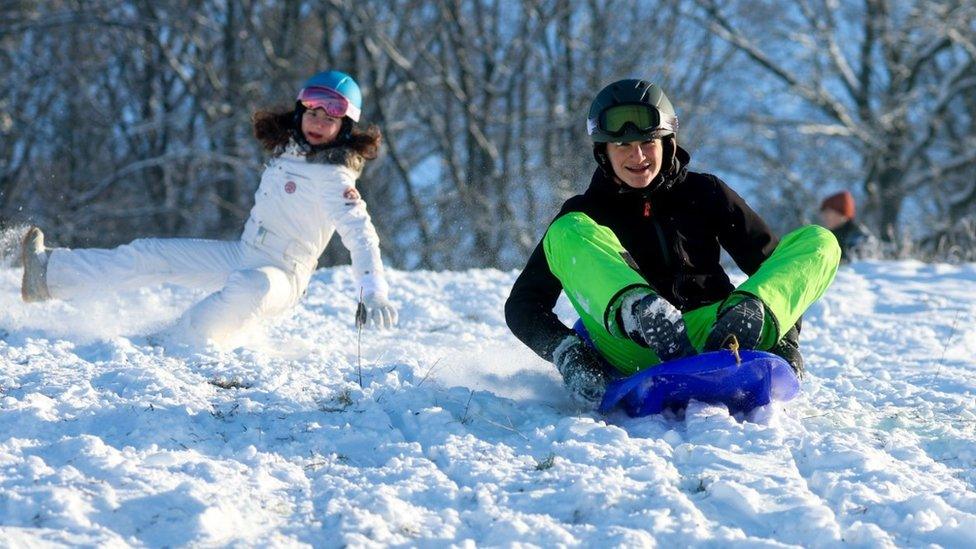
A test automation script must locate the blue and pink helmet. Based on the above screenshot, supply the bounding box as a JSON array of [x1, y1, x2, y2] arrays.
[[296, 70, 362, 122]]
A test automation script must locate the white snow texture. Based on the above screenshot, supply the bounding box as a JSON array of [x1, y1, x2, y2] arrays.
[[1, 259, 975, 547]]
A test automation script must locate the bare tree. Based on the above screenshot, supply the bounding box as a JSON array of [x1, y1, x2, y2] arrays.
[[18, 0, 968, 269], [334, 0, 721, 268], [691, 0, 976, 250]]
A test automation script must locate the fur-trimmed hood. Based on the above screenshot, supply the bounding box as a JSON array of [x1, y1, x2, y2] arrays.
[[276, 138, 365, 175]]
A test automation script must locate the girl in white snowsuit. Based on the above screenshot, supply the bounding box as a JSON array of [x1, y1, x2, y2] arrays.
[[20, 70, 398, 343]]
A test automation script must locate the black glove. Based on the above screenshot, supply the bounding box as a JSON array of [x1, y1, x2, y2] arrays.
[[552, 335, 612, 406]]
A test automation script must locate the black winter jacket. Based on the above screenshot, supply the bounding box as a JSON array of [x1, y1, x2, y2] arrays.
[[505, 147, 779, 362]]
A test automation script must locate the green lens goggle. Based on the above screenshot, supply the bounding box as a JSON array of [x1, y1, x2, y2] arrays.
[[596, 104, 676, 138]]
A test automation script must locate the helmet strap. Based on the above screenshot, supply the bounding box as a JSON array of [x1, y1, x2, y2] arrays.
[[652, 134, 681, 191], [293, 101, 306, 130], [647, 135, 679, 193], [339, 118, 354, 142], [663, 135, 677, 178], [592, 142, 613, 179]]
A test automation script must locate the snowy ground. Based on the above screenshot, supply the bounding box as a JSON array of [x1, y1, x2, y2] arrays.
[[1, 256, 975, 547]]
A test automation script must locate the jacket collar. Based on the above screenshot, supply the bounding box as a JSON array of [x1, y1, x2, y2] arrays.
[[278, 138, 365, 174]]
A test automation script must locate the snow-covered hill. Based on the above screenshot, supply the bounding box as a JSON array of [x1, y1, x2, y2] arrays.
[[1, 260, 974, 547]]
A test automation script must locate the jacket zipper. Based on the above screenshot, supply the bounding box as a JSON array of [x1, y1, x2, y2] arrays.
[[651, 218, 672, 271]]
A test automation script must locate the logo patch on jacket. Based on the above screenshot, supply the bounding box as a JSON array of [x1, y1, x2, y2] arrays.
[[343, 187, 360, 201], [284, 181, 297, 194]]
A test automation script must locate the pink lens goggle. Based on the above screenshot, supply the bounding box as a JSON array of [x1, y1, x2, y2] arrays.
[[297, 86, 361, 122]]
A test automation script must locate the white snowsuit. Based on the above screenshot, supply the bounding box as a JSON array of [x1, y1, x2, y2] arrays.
[[46, 142, 389, 343]]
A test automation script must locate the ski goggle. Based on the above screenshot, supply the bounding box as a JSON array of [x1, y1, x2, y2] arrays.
[[297, 86, 361, 122], [588, 103, 677, 139]]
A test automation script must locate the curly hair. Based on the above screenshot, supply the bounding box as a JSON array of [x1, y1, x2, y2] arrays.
[[252, 105, 382, 160]]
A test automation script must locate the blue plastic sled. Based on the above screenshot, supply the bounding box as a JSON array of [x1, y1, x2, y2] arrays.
[[573, 321, 800, 416]]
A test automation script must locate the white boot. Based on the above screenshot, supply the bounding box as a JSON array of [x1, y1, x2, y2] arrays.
[[21, 227, 51, 302]]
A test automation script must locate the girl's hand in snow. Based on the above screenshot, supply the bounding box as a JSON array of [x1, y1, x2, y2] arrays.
[[362, 294, 398, 329]]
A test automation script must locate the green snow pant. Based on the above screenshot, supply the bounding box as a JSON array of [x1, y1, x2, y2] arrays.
[[543, 213, 841, 375]]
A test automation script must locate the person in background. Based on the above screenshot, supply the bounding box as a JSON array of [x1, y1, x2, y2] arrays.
[[505, 79, 840, 406], [818, 190, 880, 262], [20, 70, 398, 345]]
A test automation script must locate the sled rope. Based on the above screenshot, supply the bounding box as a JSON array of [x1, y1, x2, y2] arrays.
[[356, 287, 367, 388], [727, 334, 741, 365]]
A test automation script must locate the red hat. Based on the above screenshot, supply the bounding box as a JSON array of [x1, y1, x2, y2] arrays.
[[820, 190, 855, 218]]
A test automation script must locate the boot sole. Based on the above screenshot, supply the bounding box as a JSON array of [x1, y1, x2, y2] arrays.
[[704, 299, 765, 351], [634, 296, 696, 362]]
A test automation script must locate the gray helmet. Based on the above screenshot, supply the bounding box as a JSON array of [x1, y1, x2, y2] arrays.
[[587, 79, 678, 143]]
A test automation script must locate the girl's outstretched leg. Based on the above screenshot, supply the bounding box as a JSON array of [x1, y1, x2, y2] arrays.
[[169, 266, 299, 346], [46, 238, 245, 299]]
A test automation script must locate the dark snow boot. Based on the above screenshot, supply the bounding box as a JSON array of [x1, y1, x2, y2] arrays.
[[704, 295, 766, 352], [770, 325, 804, 378], [619, 291, 696, 362]]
